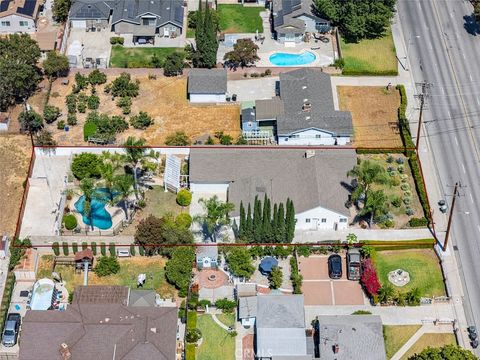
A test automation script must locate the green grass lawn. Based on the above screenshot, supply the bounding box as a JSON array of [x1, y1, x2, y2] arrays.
[[196, 315, 235, 360], [383, 325, 421, 359], [109, 45, 184, 68], [340, 28, 398, 75], [144, 186, 186, 218], [400, 333, 456, 360], [217, 5, 263, 33], [216, 313, 235, 328], [375, 249, 446, 297]]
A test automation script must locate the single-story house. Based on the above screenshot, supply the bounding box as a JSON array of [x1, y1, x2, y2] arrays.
[[189, 148, 356, 231], [69, 0, 184, 43], [188, 69, 228, 103], [238, 296, 257, 328], [271, 0, 331, 44], [20, 285, 178, 360], [128, 289, 158, 307], [196, 245, 218, 269], [256, 295, 312, 359], [0, 0, 40, 34], [314, 315, 386, 360], [33, 31, 58, 60], [242, 69, 353, 146]]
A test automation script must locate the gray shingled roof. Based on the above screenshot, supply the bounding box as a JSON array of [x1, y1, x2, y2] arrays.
[[20, 303, 178, 360], [256, 295, 307, 358], [188, 69, 227, 94], [272, 0, 328, 33], [69, 0, 112, 19], [128, 290, 157, 307], [255, 97, 284, 121], [317, 315, 386, 360], [238, 296, 257, 319], [189, 148, 356, 217], [111, 0, 183, 27], [196, 244, 218, 260], [275, 68, 352, 136]]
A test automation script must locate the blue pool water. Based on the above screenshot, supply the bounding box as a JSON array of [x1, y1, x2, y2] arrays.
[[74, 188, 114, 230], [269, 51, 316, 66]]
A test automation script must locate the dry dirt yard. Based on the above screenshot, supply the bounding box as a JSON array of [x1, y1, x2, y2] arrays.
[[29, 73, 241, 146], [0, 134, 32, 236], [338, 86, 403, 149]]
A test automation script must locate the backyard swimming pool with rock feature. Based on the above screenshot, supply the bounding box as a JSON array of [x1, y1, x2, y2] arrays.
[[74, 188, 115, 230], [269, 51, 317, 66]]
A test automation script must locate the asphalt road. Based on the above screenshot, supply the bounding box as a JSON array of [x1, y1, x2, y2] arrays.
[[399, 0, 480, 350]]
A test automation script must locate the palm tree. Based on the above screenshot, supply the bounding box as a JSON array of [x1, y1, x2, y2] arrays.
[[113, 174, 134, 220], [79, 178, 96, 230], [194, 195, 235, 242], [377, 283, 395, 304], [97, 161, 118, 203], [123, 137, 147, 199], [361, 189, 388, 226], [347, 159, 389, 204]]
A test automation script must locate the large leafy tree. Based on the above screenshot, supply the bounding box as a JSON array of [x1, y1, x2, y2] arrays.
[[52, 0, 71, 22], [43, 51, 69, 79], [315, 0, 395, 42], [193, 0, 218, 68], [165, 247, 195, 297], [269, 266, 283, 289], [408, 344, 477, 360], [224, 38, 259, 68], [18, 110, 43, 134], [71, 153, 102, 180], [225, 247, 255, 278], [0, 34, 41, 111], [163, 52, 185, 77], [195, 195, 234, 242]]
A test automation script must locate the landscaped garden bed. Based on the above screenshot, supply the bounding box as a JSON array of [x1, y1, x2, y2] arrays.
[[399, 333, 456, 360]]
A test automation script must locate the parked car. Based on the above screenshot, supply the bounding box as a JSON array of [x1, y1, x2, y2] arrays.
[[472, 339, 478, 349], [468, 325, 478, 340], [438, 199, 448, 213], [2, 313, 21, 347], [328, 254, 342, 279], [347, 248, 361, 280]]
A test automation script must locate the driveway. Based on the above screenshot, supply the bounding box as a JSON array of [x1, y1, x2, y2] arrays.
[[227, 77, 278, 103], [67, 28, 112, 68], [298, 255, 366, 306]]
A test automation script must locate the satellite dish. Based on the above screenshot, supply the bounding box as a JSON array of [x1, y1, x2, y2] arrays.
[[52, 272, 62, 282]]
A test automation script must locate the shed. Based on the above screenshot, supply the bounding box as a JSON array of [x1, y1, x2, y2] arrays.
[[259, 256, 278, 275], [196, 245, 218, 269], [188, 69, 227, 103], [74, 248, 93, 270]]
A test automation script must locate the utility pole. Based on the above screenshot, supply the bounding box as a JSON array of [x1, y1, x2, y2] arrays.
[[414, 81, 432, 151], [444, 182, 460, 251]]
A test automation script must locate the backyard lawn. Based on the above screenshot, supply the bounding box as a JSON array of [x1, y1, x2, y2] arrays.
[[375, 249, 446, 297], [383, 325, 421, 359], [109, 45, 184, 68], [340, 28, 398, 75], [37, 255, 176, 298], [216, 313, 235, 328], [196, 315, 235, 360], [400, 333, 456, 360], [217, 5, 263, 33]]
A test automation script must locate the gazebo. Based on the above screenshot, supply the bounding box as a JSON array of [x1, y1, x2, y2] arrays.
[[259, 256, 278, 275]]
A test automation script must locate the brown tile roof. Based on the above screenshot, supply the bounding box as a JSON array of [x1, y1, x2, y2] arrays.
[[74, 249, 93, 262], [20, 303, 178, 360], [33, 31, 57, 51], [72, 285, 129, 305]]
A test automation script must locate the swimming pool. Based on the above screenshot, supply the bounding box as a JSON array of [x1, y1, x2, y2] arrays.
[[269, 51, 317, 66], [30, 278, 55, 310], [74, 188, 114, 230]]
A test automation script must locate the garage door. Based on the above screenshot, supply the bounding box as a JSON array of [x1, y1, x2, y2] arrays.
[[71, 20, 87, 28]]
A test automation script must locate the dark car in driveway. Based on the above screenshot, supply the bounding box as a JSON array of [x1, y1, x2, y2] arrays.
[[328, 254, 342, 279], [2, 313, 21, 347]]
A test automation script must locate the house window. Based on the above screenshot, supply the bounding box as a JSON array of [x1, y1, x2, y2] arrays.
[[305, 219, 311, 223], [1, 21, 11, 27], [19, 21, 28, 27], [142, 18, 155, 26], [289, 134, 299, 138], [321, 218, 327, 223], [315, 134, 322, 138], [340, 218, 347, 223]]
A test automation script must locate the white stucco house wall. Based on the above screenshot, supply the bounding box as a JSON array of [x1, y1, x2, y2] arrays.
[[278, 128, 350, 146], [188, 69, 227, 103], [189, 148, 356, 233], [0, 0, 40, 34]]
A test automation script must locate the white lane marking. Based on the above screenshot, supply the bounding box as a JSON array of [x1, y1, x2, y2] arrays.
[[440, 86, 445, 94], [478, 225, 480, 233], [455, 136, 459, 146], [470, 193, 474, 204], [447, 110, 452, 118], [462, 163, 466, 174], [470, 73, 473, 81], [463, 52, 466, 59], [477, 97, 480, 106]]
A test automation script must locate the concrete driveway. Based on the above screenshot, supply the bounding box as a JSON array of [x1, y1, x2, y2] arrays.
[[67, 28, 112, 68], [227, 77, 278, 103]]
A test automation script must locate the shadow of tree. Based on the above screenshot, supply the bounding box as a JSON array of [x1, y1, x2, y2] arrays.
[[464, 13, 480, 36]]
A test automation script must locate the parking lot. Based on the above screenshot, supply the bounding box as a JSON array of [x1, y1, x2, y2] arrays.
[[298, 255, 366, 306]]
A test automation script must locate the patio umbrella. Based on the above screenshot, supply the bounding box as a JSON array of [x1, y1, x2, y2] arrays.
[[259, 256, 278, 275]]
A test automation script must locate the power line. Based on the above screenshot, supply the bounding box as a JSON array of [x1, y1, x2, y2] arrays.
[[414, 81, 433, 150]]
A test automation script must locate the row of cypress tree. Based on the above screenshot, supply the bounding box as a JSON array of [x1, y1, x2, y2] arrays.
[[193, 1, 218, 68], [238, 195, 296, 243]]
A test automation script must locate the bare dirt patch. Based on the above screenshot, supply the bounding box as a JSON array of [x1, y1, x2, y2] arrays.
[[29, 73, 241, 146], [0, 134, 32, 236], [338, 86, 402, 148]]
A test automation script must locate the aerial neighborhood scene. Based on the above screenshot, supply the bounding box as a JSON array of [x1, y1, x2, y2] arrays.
[[1, 0, 480, 359]]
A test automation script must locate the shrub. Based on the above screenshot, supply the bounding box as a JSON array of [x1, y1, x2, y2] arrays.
[[403, 198, 411, 205], [163, 52, 185, 77], [62, 214, 77, 230], [409, 154, 430, 220], [186, 328, 202, 343], [100, 242, 106, 256], [110, 73, 139, 98], [139, 245, 145, 256], [109, 243, 116, 257], [43, 105, 61, 123], [406, 207, 415, 216], [71, 153, 101, 179], [165, 131, 190, 146], [77, 100, 86, 113], [91, 242, 97, 255], [351, 310, 372, 315], [130, 111, 154, 129], [333, 57, 345, 69], [290, 256, 303, 294], [83, 121, 97, 141], [391, 196, 401, 208], [67, 113, 77, 126], [396, 157, 405, 164], [198, 299, 211, 309], [130, 244, 136, 256], [62, 242, 69, 256], [386, 155, 394, 163], [72, 242, 78, 254], [87, 94, 100, 110], [214, 298, 236, 313], [57, 120, 65, 130], [110, 36, 124, 45], [82, 242, 88, 250], [400, 183, 410, 191], [297, 246, 312, 257], [176, 189, 192, 206], [73, 73, 89, 93], [176, 213, 192, 229], [52, 242, 60, 256], [409, 217, 428, 227], [360, 258, 380, 298], [94, 256, 120, 277], [397, 165, 405, 173], [88, 69, 107, 85]]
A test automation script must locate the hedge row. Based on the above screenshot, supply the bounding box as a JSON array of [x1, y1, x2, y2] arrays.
[[396, 84, 415, 154], [361, 238, 435, 251], [0, 272, 15, 334], [342, 69, 399, 77], [185, 343, 196, 360], [290, 255, 303, 294], [409, 153, 431, 221]]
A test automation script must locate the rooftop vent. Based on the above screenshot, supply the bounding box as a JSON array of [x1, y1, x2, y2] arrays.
[[302, 102, 312, 112], [305, 116, 311, 121], [305, 150, 315, 159], [59, 343, 71, 360], [333, 344, 339, 354], [302, 85, 307, 90], [150, 327, 157, 333]]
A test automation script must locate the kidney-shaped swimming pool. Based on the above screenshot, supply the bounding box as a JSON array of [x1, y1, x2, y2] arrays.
[[269, 50, 317, 66]]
